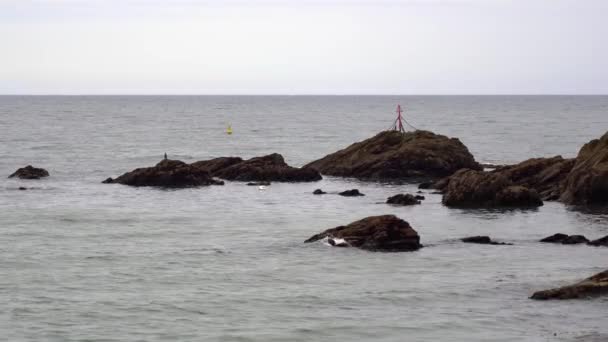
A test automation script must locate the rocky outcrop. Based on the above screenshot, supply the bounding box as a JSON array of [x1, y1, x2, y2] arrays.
[[540, 233, 570, 243], [441, 169, 543, 208], [386, 194, 421, 206], [304, 215, 421, 252], [339, 189, 364, 197], [103, 159, 224, 188], [197, 153, 321, 182], [588, 235, 608, 247], [561, 131, 608, 205], [304, 130, 481, 181], [531, 270, 608, 300], [461, 236, 512, 245], [313, 189, 327, 195], [9, 165, 49, 179], [492, 156, 575, 201]]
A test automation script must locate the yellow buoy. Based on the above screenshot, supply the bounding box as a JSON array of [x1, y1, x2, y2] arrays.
[[226, 124, 233, 135]]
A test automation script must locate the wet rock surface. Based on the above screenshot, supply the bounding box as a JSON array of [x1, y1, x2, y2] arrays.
[[9, 165, 49, 179], [304, 130, 481, 180], [531, 270, 608, 300], [304, 215, 421, 252], [386, 193, 421, 206], [103, 159, 224, 188]]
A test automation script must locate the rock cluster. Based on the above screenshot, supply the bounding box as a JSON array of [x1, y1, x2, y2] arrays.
[[531, 270, 608, 300], [9, 165, 49, 179], [305, 130, 481, 180], [540, 233, 608, 247], [304, 215, 421, 252]]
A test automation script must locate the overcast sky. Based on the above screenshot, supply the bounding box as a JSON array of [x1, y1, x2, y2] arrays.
[[1, 0, 606, 94]]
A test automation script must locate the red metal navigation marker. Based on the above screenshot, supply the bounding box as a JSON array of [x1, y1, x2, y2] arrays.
[[394, 104, 405, 133]]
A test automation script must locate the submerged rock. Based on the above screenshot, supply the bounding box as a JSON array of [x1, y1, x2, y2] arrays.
[[304, 215, 421, 252], [531, 270, 608, 300], [104, 159, 224, 188], [561, 131, 608, 205], [9, 165, 49, 179], [441, 169, 543, 208], [198, 153, 321, 182], [339, 189, 365, 197], [246, 181, 271, 186], [461, 236, 512, 245], [386, 194, 421, 206], [540, 233, 570, 243], [313, 189, 327, 195], [588, 235, 608, 247], [304, 130, 481, 180]]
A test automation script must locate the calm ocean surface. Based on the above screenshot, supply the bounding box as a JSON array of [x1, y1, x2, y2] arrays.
[[2, 95, 608, 341]]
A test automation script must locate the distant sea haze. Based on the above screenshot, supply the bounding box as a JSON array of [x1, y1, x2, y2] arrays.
[[2, 95, 608, 341]]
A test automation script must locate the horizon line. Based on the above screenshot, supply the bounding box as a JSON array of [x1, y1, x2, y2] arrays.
[[1, 93, 607, 96]]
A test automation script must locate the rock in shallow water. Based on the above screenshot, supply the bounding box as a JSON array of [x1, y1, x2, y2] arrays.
[[588, 235, 608, 247], [104, 159, 224, 188], [339, 189, 364, 197], [304, 215, 421, 252], [441, 169, 543, 208], [461, 236, 512, 245], [304, 130, 481, 180], [194, 153, 321, 182], [9, 165, 49, 179], [313, 189, 326, 195], [386, 194, 421, 206], [531, 270, 608, 300]]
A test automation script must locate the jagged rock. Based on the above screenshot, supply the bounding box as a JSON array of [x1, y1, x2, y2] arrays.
[[386, 194, 421, 206], [197, 153, 321, 182], [9, 165, 49, 179], [588, 235, 608, 247], [531, 270, 608, 300], [561, 131, 608, 205], [461, 236, 512, 245], [562, 235, 590, 244], [304, 215, 421, 252], [540, 233, 570, 243], [339, 189, 364, 197], [442, 169, 543, 208], [305, 130, 481, 180], [103, 159, 224, 188], [313, 189, 327, 195]]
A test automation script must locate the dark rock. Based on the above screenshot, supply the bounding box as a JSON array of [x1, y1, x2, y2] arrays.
[[386, 193, 421, 206], [414, 195, 425, 200], [313, 189, 327, 195], [304, 130, 481, 181], [339, 189, 365, 197], [588, 235, 608, 247], [540, 233, 570, 243], [461, 236, 512, 245], [198, 153, 321, 182], [246, 181, 271, 186], [18, 187, 27, 190], [304, 215, 421, 252], [416, 190, 424, 193], [9, 165, 49, 179], [561, 131, 608, 205], [442, 169, 543, 208], [561, 235, 589, 245], [493, 156, 575, 201], [418, 182, 434, 189], [104, 159, 224, 188], [102, 177, 114, 184], [531, 270, 608, 300]]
